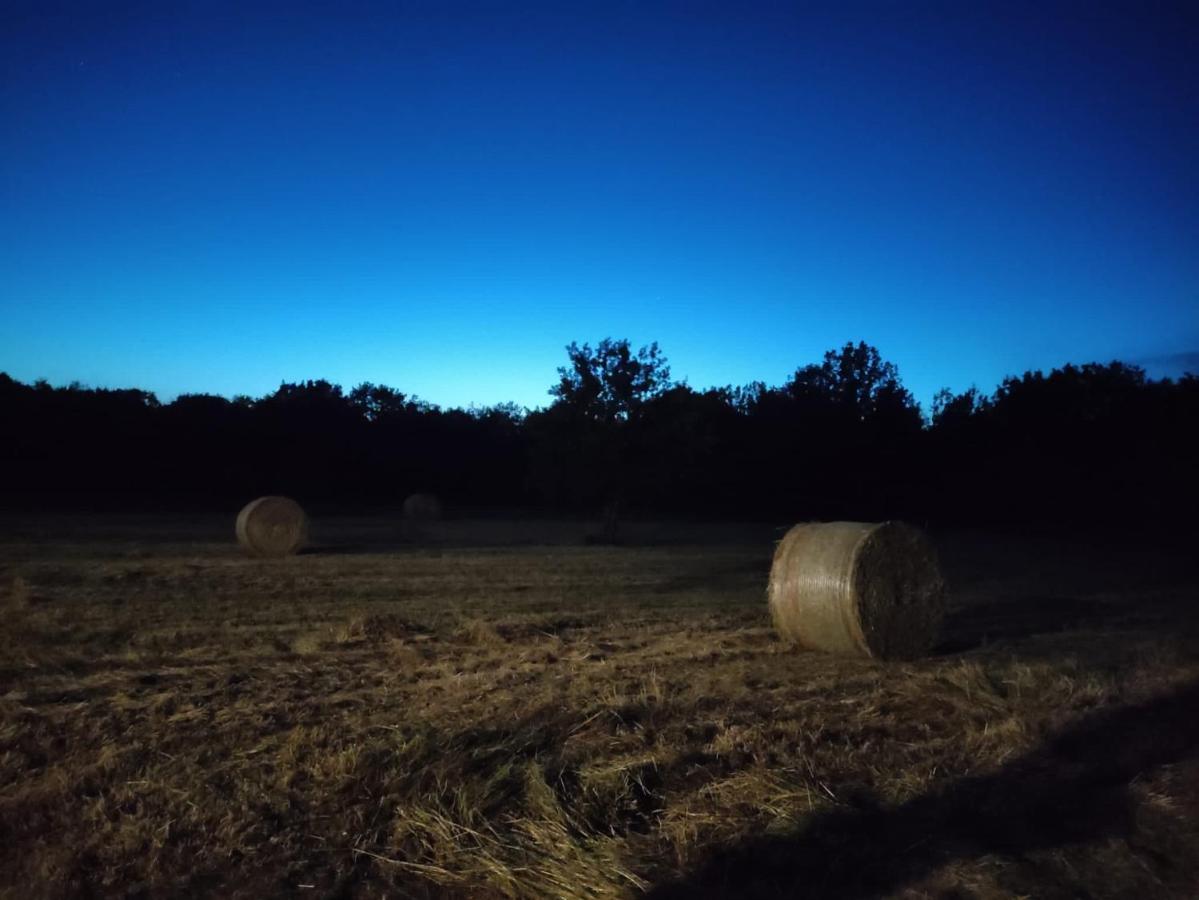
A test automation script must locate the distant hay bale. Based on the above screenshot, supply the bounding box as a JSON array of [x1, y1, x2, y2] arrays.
[[235, 496, 308, 558], [768, 521, 946, 659], [402, 493, 443, 521]]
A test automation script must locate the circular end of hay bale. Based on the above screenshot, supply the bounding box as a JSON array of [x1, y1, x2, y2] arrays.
[[767, 521, 946, 660], [402, 493, 443, 521], [235, 496, 308, 558]]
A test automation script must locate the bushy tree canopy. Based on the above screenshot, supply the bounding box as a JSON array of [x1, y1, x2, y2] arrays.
[[2, 341, 1195, 529], [550, 339, 672, 423], [788, 341, 918, 422]]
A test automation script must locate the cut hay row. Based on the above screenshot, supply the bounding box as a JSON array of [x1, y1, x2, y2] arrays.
[[768, 521, 946, 660]]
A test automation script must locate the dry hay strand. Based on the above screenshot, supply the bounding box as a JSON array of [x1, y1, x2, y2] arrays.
[[235, 496, 308, 558], [403, 492, 444, 521], [768, 521, 946, 660]]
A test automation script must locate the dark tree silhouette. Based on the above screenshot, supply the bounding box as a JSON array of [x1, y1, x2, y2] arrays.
[[753, 342, 924, 519], [788, 341, 920, 426], [930, 386, 987, 428], [538, 339, 673, 539], [349, 383, 426, 422], [550, 339, 672, 423], [2, 343, 1197, 531]]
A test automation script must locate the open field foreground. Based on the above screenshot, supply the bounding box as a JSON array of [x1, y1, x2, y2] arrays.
[[2, 516, 1198, 899]]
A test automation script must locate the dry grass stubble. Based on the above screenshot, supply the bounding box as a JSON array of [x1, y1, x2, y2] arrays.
[[0, 517, 1197, 898]]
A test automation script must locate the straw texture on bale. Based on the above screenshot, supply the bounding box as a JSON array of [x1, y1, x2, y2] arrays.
[[235, 496, 308, 558], [402, 493, 443, 521], [768, 521, 946, 660]]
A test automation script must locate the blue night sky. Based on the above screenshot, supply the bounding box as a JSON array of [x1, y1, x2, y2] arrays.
[[2, 1, 1196, 411]]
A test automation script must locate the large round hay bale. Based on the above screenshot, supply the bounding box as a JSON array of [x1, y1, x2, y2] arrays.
[[402, 493, 443, 521], [768, 521, 946, 659], [235, 496, 308, 558]]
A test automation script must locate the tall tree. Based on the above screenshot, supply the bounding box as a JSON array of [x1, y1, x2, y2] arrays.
[[550, 339, 672, 423], [543, 339, 672, 539], [788, 341, 918, 423]]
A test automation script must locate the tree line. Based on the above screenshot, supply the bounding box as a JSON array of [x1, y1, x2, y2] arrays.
[[1, 340, 1195, 531]]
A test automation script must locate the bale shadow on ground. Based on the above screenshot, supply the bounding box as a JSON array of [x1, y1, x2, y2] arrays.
[[648, 678, 1199, 899], [297, 544, 372, 556], [935, 595, 1115, 654]]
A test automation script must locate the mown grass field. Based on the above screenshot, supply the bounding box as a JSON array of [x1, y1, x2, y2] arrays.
[[2, 514, 1197, 898]]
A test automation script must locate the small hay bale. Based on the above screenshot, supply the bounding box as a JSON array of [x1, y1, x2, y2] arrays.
[[235, 496, 308, 558], [768, 521, 946, 659], [402, 492, 443, 521]]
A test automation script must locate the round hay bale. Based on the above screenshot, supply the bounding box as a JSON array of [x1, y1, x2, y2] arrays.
[[768, 521, 946, 660], [402, 493, 443, 521], [235, 496, 308, 558]]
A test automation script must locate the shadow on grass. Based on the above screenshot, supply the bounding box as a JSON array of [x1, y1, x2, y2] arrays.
[[298, 543, 373, 556], [935, 595, 1114, 654], [649, 678, 1199, 898]]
